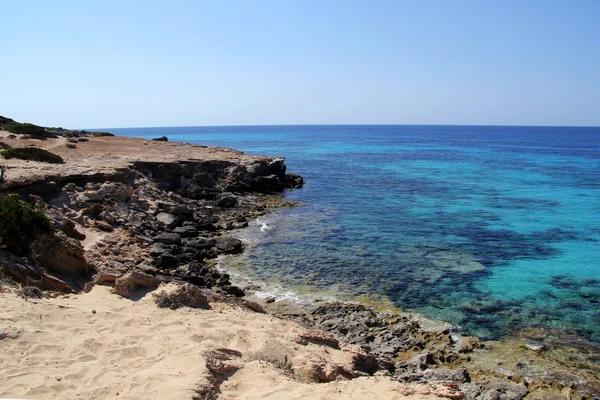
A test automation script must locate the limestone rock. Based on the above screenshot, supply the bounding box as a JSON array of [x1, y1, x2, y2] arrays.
[[94, 220, 114, 232], [97, 182, 133, 201], [460, 381, 528, 400], [156, 212, 177, 228], [29, 232, 87, 276], [113, 270, 160, 297], [0, 249, 74, 293], [296, 330, 340, 348]]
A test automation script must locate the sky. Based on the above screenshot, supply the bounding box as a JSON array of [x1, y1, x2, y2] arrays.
[[1, 0, 599, 128]]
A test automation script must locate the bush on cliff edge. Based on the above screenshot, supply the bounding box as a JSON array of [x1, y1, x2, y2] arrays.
[[4, 121, 47, 137], [0, 194, 51, 256], [0, 147, 64, 164]]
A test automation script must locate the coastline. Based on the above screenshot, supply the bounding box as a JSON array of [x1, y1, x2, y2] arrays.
[[218, 219, 600, 399], [0, 130, 598, 399]]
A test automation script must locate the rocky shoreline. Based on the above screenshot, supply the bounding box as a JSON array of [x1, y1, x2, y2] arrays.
[[1, 130, 598, 399]]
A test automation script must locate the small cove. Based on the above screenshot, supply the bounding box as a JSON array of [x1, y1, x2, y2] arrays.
[[109, 124, 600, 344]]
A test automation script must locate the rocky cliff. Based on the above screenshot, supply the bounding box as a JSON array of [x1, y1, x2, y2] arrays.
[[0, 132, 302, 295]]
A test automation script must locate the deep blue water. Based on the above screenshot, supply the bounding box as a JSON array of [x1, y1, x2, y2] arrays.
[[107, 125, 600, 342]]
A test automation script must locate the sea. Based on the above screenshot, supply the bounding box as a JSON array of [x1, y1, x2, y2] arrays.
[[106, 125, 600, 344]]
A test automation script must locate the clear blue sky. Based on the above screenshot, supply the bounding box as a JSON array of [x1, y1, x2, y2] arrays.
[[1, 0, 598, 128]]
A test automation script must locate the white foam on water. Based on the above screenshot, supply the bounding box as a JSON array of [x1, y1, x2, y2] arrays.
[[257, 216, 271, 232]]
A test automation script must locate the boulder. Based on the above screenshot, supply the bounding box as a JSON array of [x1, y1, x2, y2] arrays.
[[0, 249, 74, 293], [220, 285, 245, 297], [153, 232, 182, 245], [149, 243, 167, 257], [284, 173, 304, 188], [216, 194, 238, 208], [113, 270, 160, 297], [215, 236, 243, 254], [267, 158, 286, 175], [173, 225, 198, 237], [156, 212, 178, 228], [184, 237, 216, 250], [29, 231, 87, 276], [167, 204, 194, 215], [97, 182, 133, 201], [252, 175, 283, 193], [46, 210, 86, 240], [158, 253, 178, 268], [94, 220, 114, 232]]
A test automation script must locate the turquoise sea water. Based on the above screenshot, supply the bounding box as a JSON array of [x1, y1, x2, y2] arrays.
[[108, 125, 600, 342]]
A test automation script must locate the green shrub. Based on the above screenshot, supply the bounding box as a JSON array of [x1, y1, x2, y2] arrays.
[[5, 121, 47, 137], [0, 147, 64, 164], [0, 194, 51, 256], [63, 131, 80, 138], [66, 143, 77, 149], [0, 142, 10, 150], [7, 134, 16, 139], [93, 131, 115, 137], [0, 116, 15, 129], [78, 138, 89, 142], [20, 134, 47, 141]]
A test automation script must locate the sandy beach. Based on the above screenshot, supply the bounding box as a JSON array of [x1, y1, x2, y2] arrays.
[[0, 284, 454, 400]]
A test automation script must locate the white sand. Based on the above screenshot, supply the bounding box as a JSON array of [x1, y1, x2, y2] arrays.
[[0, 285, 456, 400]]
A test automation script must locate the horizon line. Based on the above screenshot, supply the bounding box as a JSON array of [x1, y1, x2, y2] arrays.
[[89, 122, 600, 130]]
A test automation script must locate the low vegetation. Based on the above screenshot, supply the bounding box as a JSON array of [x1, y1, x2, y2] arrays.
[[66, 143, 77, 149], [20, 134, 47, 141], [0, 142, 11, 150], [153, 284, 209, 310], [5, 121, 47, 137], [93, 131, 115, 137], [19, 285, 43, 299], [253, 355, 295, 376], [0, 194, 52, 256], [0, 147, 64, 164]]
